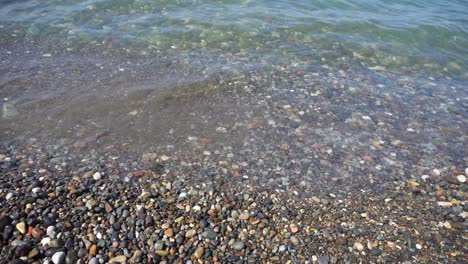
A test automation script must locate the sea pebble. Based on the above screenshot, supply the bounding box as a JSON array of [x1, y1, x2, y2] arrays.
[[437, 201, 452, 207], [15, 222, 26, 234], [215, 127, 227, 133], [456, 175, 466, 183], [232, 241, 245, 250], [353, 242, 364, 251], [52, 252, 66, 264], [93, 172, 101, 180], [6, 193, 14, 200]]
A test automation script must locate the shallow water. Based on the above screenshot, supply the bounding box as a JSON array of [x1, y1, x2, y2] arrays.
[[0, 1, 466, 191], [0, 0, 467, 74]]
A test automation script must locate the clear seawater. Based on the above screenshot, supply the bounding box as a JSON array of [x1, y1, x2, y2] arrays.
[[0, 0, 467, 75], [0, 0, 466, 161]]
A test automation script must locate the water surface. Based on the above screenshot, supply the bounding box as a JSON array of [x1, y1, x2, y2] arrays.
[[0, 0, 466, 190]]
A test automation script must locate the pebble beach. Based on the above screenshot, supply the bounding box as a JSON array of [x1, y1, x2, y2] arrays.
[[0, 142, 466, 263], [0, 0, 467, 263]]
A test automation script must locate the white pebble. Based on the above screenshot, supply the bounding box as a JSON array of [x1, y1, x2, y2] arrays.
[[437, 201, 452, 207], [52, 251, 66, 264], [353, 242, 364, 251], [432, 169, 441, 176], [456, 175, 466, 183], [215, 127, 227, 133], [93, 172, 101, 180], [465, 167, 468, 176], [5, 193, 13, 200], [32, 187, 41, 194], [41, 237, 51, 246], [421, 175, 430, 181], [416, 244, 422, 250], [47, 226, 56, 238]]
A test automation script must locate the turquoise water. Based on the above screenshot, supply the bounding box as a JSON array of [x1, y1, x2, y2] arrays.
[[0, 0, 467, 75]]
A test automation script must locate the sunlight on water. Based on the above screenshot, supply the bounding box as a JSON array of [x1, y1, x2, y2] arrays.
[[0, 0, 466, 75]]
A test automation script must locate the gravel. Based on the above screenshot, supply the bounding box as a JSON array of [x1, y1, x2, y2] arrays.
[[0, 142, 466, 263]]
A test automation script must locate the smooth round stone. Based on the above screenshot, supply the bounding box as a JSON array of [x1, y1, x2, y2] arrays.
[[41, 237, 52, 246], [201, 230, 217, 240], [185, 229, 197, 238], [353, 242, 364, 251], [65, 237, 74, 249], [232, 241, 245, 251], [47, 226, 56, 238], [111, 232, 119, 242], [109, 215, 116, 225], [457, 175, 466, 183], [52, 251, 66, 264], [122, 210, 130, 218], [93, 172, 101, 180], [31, 227, 44, 239], [88, 258, 99, 264], [5, 193, 14, 200]]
